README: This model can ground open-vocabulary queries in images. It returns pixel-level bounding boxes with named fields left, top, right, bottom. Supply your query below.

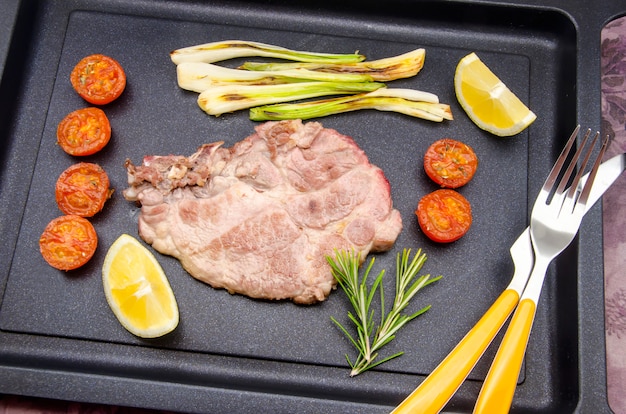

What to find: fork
left=472, top=126, right=610, bottom=413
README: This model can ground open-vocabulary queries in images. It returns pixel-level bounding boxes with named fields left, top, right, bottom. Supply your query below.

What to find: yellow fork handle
left=473, top=298, right=537, bottom=414
left=391, top=289, right=520, bottom=414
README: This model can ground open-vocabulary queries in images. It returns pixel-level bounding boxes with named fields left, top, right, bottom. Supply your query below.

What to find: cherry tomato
left=55, top=162, right=112, bottom=217
left=424, top=138, right=478, bottom=188
left=39, top=215, right=98, bottom=271
left=57, top=107, right=111, bottom=156
left=70, top=54, right=126, bottom=105
left=416, top=189, right=472, bottom=243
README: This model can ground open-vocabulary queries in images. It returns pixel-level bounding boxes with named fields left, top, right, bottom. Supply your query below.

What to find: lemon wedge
left=102, top=234, right=179, bottom=338
left=454, top=52, right=536, bottom=137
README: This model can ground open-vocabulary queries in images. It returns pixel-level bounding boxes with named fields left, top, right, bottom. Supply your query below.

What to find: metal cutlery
left=392, top=127, right=623, bottom=414
left=472, top=127, right=609, bottom=412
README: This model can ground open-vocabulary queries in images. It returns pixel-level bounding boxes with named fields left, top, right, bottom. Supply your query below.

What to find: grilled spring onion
left=177, top=62, right=376, bottom=93
left=240, top=48, right=425, bottom=82
left=198, top=81, right=385, bottom=116
left=327, top=248, right=441, bottom=376
left=170, top=40, right=365, bottom=65
left=250, top=88, right=453, bottom=122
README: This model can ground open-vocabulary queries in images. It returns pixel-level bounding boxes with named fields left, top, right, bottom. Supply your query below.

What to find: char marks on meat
left=123, top=120, right=402, bottom=304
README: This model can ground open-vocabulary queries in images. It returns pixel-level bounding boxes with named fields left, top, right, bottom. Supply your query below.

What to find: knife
left=391, top=152, right=626, bottom=414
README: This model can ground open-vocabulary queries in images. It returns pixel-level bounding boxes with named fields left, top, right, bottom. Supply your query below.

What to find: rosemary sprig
left=327, top=248, right=441, bottom=376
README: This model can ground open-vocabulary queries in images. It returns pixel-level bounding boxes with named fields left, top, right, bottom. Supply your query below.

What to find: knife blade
left=391, top=152, right=626, bottom=414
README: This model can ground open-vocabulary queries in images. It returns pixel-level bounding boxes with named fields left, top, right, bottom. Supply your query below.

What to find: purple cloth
left=602, top=16, right=626, bottom=414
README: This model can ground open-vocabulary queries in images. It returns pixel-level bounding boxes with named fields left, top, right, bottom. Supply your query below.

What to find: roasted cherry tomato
left=424, top=138, right=478, bottom=188
left=70, top=54, right=126, bottom=105
left=57, top=107, right=111, bottom=156
left=55, top=162, right=112, bottom=217
left=416, top=189, right=472, bottom=243
left=39, top=215, right=98, bottom=271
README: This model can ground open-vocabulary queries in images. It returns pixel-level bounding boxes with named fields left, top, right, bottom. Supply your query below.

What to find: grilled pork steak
left=123, top=120, right=402, bottom=304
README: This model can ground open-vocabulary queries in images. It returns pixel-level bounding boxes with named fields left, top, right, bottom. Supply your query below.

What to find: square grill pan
left=0, top=0, right=623, bottom=412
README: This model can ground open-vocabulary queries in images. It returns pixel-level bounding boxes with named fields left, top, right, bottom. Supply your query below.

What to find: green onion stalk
left=198, top=81, right=385, bottom=116
left=241, top=48, right=425, bottom=81
left=171, top=40, right=365, bottom=65
left=176, top=61, right=375, bottom=93
left=249, top=88, right=453, bottom=122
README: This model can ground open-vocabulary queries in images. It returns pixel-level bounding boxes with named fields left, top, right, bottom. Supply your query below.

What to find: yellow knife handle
left=391, top=288, right=520, bottom=414
left=473, top=298, right=537, bottom=414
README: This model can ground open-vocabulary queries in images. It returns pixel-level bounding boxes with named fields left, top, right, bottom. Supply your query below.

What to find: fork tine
left=564, top=130, right=600, bottom=203
left=576, top=134, right=611, bottom=207
left=542, top=124, right=580, bottom=192
left=555, top=128, right=592, bottom=195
